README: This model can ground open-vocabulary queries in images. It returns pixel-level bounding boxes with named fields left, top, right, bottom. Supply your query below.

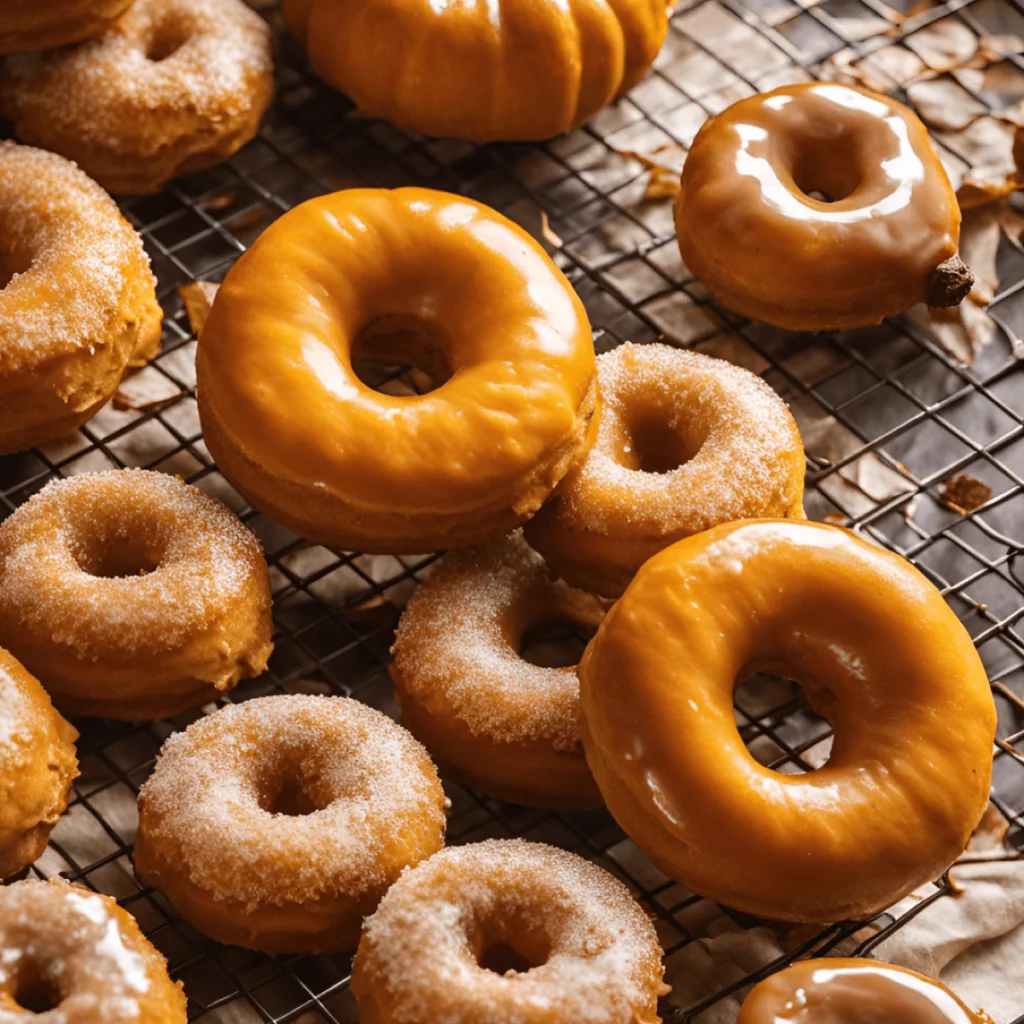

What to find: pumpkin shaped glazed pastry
left=197, top=188, right=598, bottom=553
left=675, top=82, right=972, bottom=331
left=282, top=0, right=669, bottom=141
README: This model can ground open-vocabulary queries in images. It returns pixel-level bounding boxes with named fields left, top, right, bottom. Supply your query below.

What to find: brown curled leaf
left=178, top=281, right=220, bottom=335
left=202, top=189, right=239, bottom=213
left=540, top=211, right=564, bottom=249
left=939, top=473, right=992, bottom=514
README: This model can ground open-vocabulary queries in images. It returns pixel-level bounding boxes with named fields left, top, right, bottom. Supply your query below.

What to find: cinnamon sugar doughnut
left=0, top=648, right=78, bottom=879
left=392, top=532, right=607, bottom=809
left=352, top=839, right=668, bottom=1024
left=0, top=0, right=275, bottom=196
left=0, top=143, right=162, bottom=455
left=525, top=343, right=806, bottom=597
left=135, top=695, right=448, bottom=954
left=0, top=469, right=273, bottom=721
left=0, top=0, right=133, bottom=54
left=0, top=879, right=186, bottom=1023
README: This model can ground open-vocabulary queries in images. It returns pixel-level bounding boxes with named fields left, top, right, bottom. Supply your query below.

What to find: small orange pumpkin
left=284, top=0, right=670, bottom=141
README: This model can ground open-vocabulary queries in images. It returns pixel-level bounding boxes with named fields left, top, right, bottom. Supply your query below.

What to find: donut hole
left=519, top=618, right=597, bottom=669
left=622, top=410, right=707, bottom=475
left=145, top=16, right=192, bottom=61
left=352, top=316, right=453, bottom=396
left=478, top=941, right=542, bottom=975
left=0, top=243, right=35, bottom=291
left=471, top=912, right=553, bottom=976
left=790, top=140, right=862, bottom=203
left=74, top=537, right=162, bottom=579
left=12, top=962, right=61, bottom=1013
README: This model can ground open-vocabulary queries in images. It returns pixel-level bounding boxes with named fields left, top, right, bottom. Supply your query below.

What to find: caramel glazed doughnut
left=0, top=879, right=187, bottom=1024
left=0, top=648, right=78, bottom=880
left=197, top=187, right=598, bottom=553
left=525, top=342, right=806, bottom=598
left=579, top=520, right=997, bottom=922
left=737, top=959, right=992, bottom=1024
left=0, top=0, right=133, bottom=53
left=0, top=470, right=273, bottom=721
left=135, top=695, right=447, bottom=954
left=0, top=143, right=162, bottom=455
left=0, top=0, right=275, bottom=196
left=675, top=82, right=973, bottom=332
left=392, top=531, right=608, bottom=809
left=352, top=840, right=669, bottom=1024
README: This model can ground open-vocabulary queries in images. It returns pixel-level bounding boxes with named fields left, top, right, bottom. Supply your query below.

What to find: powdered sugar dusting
left=0, top=880, right=156, bottom=1023
left=393, top=532, right=608, bottom=751
left=137, top=695, right=446, bottom=908
left=0, top=469, right=267, bottom=659
left=0, top=142, right=155, bottom=372
left=0, top=652, right=32, bottom=751
left=0, top=0, right=273, bottom=152
left=559, top=342, right=804, bottom=536
left=355, top=839, right=666, bottom=1024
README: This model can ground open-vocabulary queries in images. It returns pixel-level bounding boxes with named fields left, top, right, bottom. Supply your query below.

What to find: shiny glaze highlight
left=737, top=959, right=992, bottom=1024
left=196, top=187, right=597, bottom=552
left=283, top=0, right=669, bottom=141
left=675, top=83, right=962, bottom=331
left=578, top=520, right=996, bottom=922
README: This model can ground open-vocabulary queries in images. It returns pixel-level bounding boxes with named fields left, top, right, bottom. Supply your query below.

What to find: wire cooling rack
left=3, top=0, right=1024, bottom=1019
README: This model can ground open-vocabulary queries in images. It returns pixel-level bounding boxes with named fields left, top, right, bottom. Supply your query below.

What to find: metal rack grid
left=3, top=0, right=1024, bottom=1018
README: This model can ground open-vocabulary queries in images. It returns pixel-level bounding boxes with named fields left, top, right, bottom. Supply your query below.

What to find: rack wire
left=3, top=0, right=1024, bottom=1018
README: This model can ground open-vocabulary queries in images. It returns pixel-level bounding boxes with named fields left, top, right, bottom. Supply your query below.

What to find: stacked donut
left=0, top=11, right=1000, bottom=1022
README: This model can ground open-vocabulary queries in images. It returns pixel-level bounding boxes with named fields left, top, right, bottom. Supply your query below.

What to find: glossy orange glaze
left=578, top=520, right=996, bottom=922
left=283, top=0, right=669, bottom=141
left=675, top=83, right=962, bottom=331
left=737, top=959, right=992, bottom=1024
left=0, top=0, right=132, bottom=53
left=196, top=187, right=598, bottom=552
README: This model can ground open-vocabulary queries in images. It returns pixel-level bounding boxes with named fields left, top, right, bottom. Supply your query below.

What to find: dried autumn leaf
left=643, top=166, right=682, bottom=201
left=939, top=472, right=993, bottom=513
left=202, top=189, right=238, bottom=213
left=610, top=145, right=684, bottom=201
left=228, top=203, right=270, bottom=233
left=113, top=366, right=183, bottom=411
left=178, top=281, right=220, bottom=335
left=906, top=77, right=988, bottom=131
left=904, top=18, right=979, bottom=71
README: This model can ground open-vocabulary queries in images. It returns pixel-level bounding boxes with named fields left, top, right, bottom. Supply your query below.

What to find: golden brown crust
left=675, top=83, right=964, bottom=332
left=0, top=0, right=132, bottom=53
left=0, top=0, right=275, bottom=196
left=0, top=143, right=162, bottom=455
left=0, top=879, right=187, bottom=1023
left=0, top=649, right=78, bottom=880
left=525, top=343, right=806, bottom=597
left=135, top=695, right=447, bottom=953
left=0, top=470, right=273, bottom=721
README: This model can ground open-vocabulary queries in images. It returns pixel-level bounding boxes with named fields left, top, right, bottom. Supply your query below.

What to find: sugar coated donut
left=578, top=520, right=996, bottom=922
left=135, top=694, right=447, bottom=953
left=0, top=0, right=274, bottom=197
left=675, top=83, right=972, bottom=331
left=0, top=0, right=133, bottom=53
left=352, top=839, right=668, bottom=1024
left=0, top=879, right=186, bottom=1023
left=0, top=648, right=78, bottom=879
left=283, top=0, right=668, bottom=142
left=737, top=959, right=992, bottom=1024
left=391, top=532, right=607, bottom=809
left=197, top=187, right=598, bottom=553
left=525, top=343, right=805, bottom=598
left=0, top=469, right=273, bottom=721
left=0, top=143, right=162, bottom=455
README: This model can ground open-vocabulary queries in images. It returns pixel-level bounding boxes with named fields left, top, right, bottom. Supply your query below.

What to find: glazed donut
left=737, top=959, right=991, bottom=1024
left=524, top=343, right=806, bottom=598
left=391, top=531, right=607, bottom=809
left=0, top=0, right=274, bottom=196
left=675, top=83, right=972, bottom=331
left=578, top=520, right=996, bottom=922
left=135, top=694, right=447, bottom=953
left=0, top=0, right=132, bottom=53
left=352, top=839, right=668, bottom=1024
left=0, top=879, right=186, bottom=1023
left=0, top=143, right=162, bottom=455
left=0, top=469, right=273, bottom=721
left=197, top=187, right=598, bottom=553
left=283, top=0, right=668, bottom=142
left=0, top=648, right=78, bottom=879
